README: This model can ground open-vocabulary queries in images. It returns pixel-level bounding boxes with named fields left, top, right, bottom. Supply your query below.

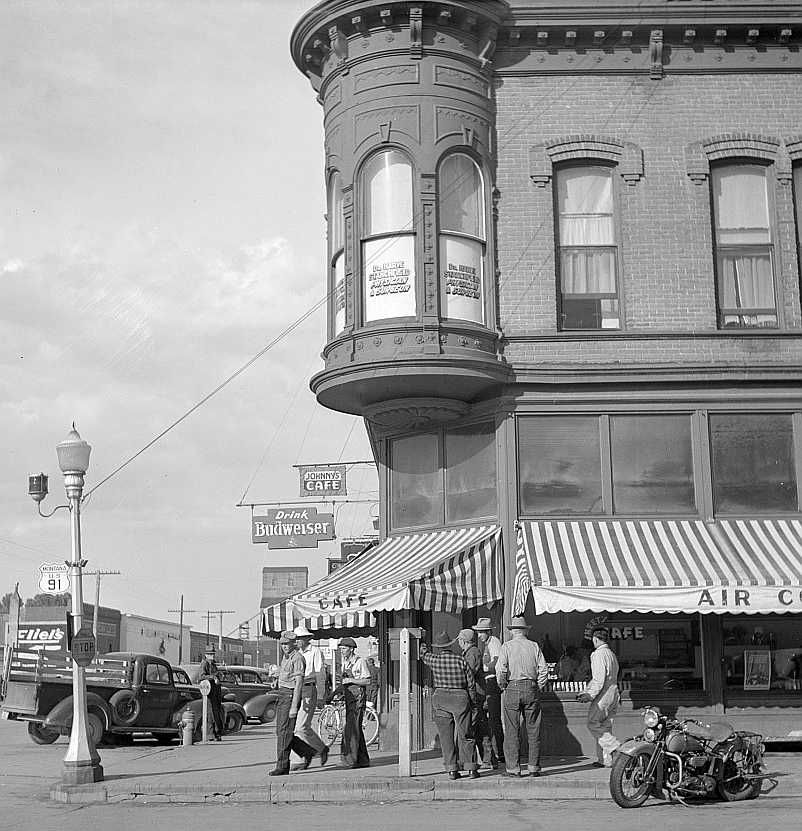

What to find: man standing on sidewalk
left=291, top=625, right=329, bottom=770
left=496, top=617, right=549, bottom=778
left=198, top=645, right=224, bottom=741
left=420, top=632, right=479, bottom=781
left=457, top=628, right=494, bottom=769
left=269, top=631, right=318, bottom=777
left=338, top=637, right=371, bottom=768
left=473, top=617, right=504, bottom=768
left=577, top=627, right=620, bottom=767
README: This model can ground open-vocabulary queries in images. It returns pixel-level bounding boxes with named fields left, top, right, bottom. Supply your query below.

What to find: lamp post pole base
left=62, top=759, right=104, bottom=786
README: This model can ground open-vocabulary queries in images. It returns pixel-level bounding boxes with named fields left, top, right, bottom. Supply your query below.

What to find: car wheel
left=226, top=712, right=244, bottom=734
left=28, top=722, right=60, bottom=745
left=260, top=706, right=277, bottom=724
left=86, top=711, right=105, bottom=747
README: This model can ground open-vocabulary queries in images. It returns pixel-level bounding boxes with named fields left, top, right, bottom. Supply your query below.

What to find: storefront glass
left=710, top=413, right=798, bottom=513
left=610, top=415, right=695, bottom=514
left=518, top=416, right=603, bottom=515
left=445, top=423, right=496, bottom=523
left=390, top=432, right=441, bottom=529
left=723, top=614, right=802, bottom=694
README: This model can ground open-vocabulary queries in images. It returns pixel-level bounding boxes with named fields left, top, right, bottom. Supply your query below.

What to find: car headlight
left=643, top=727, right=656, bottom=741
left=643, top=708, right=660, bottom=728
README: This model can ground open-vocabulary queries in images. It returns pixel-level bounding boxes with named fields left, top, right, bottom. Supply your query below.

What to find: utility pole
left=168, top=595, right=197, bottom=664
left=205, top=610, right=235, bottom=656
left=84, top=569, right=121, bottom=656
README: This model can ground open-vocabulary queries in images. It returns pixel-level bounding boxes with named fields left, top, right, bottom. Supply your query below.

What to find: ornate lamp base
left=62, top=759, right=104, bottom=785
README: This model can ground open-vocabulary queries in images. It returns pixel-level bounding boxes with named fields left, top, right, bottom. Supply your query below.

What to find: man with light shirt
left=291, top=625, right=329, bottom=769
left=577, top=627, right=620, bottom=767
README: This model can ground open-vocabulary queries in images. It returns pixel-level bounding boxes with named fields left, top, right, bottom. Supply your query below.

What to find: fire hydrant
left=180, top=707, right=195, bottom=747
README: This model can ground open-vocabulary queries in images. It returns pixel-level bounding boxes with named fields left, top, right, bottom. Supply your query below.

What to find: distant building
left=260, top=566, right=308, bottom=609
left=119, top=614, right=189, bottom=665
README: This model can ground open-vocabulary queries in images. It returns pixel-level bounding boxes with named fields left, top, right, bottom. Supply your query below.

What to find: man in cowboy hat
left=473, top=617, right=504, bottom=768
left=496, top=616, right=549, bottom=777
left=337, top=636, right=371, bottom=768
left=198, top=645, right=224, bottom=741
left=269, top=630, right=318, bottom=776
left=420, top=631, right=479, bottom=780
left=291, top=625, right=329, bottom=769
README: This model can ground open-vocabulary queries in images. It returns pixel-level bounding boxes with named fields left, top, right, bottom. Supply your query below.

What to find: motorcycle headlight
left=643, top=727, right=656, bottom=741
left=643, top=708, right=660, bottom=728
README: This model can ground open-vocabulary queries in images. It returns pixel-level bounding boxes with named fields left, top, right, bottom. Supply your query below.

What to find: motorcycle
left=609, top=706, right=772, bottom=808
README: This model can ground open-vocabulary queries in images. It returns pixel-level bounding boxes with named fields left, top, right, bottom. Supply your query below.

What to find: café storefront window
left=723, top=614, right=802, bottom=695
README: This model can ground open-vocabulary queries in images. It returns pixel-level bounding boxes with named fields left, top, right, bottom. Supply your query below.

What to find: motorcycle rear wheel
left=610, top=749, right=654, bottom=808
left=717, top=759, right=761, bottom=802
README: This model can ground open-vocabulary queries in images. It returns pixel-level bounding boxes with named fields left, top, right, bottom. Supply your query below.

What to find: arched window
left=438, top=153, right=486, bottom=323
left=711, top=164, right=777, bottom=328
left=360, top=149, right=415, bottom=322
left=556, top=165, right=620, bottom=330
left=328, top=172, right=346, bottom=335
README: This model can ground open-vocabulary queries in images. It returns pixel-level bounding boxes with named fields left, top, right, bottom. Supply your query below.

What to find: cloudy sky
left=1, top=0, right=375, bottom=637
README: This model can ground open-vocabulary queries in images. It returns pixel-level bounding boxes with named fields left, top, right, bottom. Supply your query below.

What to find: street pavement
left=1, top=716, right=800, bottom=816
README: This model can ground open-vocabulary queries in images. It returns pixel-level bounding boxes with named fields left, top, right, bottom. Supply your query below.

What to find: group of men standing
left=423, top=617, right=620, bottom=778
left=270, top=626, right=371, bottom=777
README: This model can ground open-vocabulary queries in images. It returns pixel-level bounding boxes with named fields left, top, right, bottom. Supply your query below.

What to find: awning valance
left=515, top=519, right=802, bottom=615
left=261, top=601, right=374, bottom=639
left=289, top=525, right=503, bottom=619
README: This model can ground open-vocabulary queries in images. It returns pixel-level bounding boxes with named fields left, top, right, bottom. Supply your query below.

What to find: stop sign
left=71, top=626, right=96, bottom=666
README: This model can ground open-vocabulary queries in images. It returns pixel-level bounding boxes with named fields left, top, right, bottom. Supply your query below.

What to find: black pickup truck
left=0, top=649, right=246, bottom=745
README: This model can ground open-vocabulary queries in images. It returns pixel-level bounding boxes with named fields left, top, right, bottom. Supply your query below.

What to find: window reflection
left=390, top=433, right=442, bottom=529
left=446, top=424, right=497, bottom=522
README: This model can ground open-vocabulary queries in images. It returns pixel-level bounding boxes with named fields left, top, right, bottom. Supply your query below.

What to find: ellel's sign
left=252, top=507, right=336, bottom=549
left=298, top=464, right=347, bottom=497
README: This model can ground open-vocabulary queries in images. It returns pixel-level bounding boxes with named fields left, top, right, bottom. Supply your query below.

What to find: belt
left=435, top=687, right=468, bottom=692
left=303, top=681, right=316, bottom=686
left=508, top=678, right=537, bottom=684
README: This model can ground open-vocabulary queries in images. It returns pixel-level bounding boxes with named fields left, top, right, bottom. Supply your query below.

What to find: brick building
left=286, top=0, right=802, bottom=752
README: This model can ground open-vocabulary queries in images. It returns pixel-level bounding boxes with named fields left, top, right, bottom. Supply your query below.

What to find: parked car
left=0, top=648, right=246, bottom=745
left=180, top=663, right=278, bottom=724
left=171, top=666, right=245, bottom=734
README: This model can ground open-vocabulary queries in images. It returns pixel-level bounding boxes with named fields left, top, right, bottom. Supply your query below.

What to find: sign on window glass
left=363, top=235, right=416, bottom=321
left=440, top=236, right=484, bottom=323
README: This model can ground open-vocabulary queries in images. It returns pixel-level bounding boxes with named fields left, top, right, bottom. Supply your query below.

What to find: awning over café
left=261, top=601, right=374, bottom=639
left=288, top=525, right=503, bottom=620
left=515, top=519, right=802, bottom=615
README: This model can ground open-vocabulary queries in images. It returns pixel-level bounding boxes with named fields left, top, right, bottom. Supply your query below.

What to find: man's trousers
left=501, top=680, right=542, bottom=774
left=274, top=689, right=317, bottom=773
left=294, top=685, right=326, bottom=755
left=432, top=688, right=477, bottom=773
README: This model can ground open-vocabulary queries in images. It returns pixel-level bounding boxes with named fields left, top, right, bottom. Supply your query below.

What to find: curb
left=51, top=775, right=607, bottom=805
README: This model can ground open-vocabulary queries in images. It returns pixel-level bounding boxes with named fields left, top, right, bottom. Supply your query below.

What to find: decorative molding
left=364, top=397, right=470, bottom=430
left=328, top=26, right=347, bottom=62
left=685, top=133, right=783, bottom=183
left=649, top=29, right=664, bottom=79
left=353, top=64, right=419, bottom=94
left=433, top=65, right=489, bottom=98
left=777, top=144, right=793, bottom=185
left=786, top=135, right=802, bottom=161
left=530, top=136, right=644, bottom=187
left=354, top=105, right=420, bottom=150
left=478, top=24, right=498, bottom=69
left=410, top=7, right=423, bottom=59
left=434, top=107, right=490, bottom=150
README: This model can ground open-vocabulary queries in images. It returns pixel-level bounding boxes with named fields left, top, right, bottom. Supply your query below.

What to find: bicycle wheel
left=316, top=705, right=341, bottom=747
left=362, top=706, right=379, bottom=746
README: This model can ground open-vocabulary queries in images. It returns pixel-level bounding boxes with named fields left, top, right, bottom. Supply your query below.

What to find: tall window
left=711, top=164, right=777, bottom=328
left=794, top=165, right=802, bottom=278
left=360, top=149, right=415, bottom=322
left=439, top=154, right=486, bottom=323
left=328, top=172, right=346, bottom=335
left=556, top=165, right=620, bottom=330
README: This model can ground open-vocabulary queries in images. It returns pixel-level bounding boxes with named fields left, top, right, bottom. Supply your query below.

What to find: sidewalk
left=50, top=723, right=802, bottom=805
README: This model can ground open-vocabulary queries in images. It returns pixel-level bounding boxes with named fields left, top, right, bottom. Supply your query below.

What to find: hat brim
left=433, top=637, right=458, bottom=648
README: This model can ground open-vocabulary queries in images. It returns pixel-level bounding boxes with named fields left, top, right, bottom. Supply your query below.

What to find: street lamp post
left=33, top=426, right=104, bottom=784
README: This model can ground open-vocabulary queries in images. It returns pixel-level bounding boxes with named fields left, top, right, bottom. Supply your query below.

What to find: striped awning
left=261, top=601, right=374, bottom=639
left=516, top=519, right=802, bottom=615
left=289, top=525, right=503, bottom=619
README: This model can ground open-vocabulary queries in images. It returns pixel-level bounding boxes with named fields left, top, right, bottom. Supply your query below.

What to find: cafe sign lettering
left=299, top=464, right=347, bottom=497
left=252, top=507, right=336, bottom=549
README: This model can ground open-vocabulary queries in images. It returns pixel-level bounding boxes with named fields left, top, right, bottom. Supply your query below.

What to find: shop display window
left=710, top=413, right=798, bottom=514
left=389, top=422, right=497, bottom=531
left=611, top=415, right=695, bottom=514
left=531, top=612, right=704, bottom=694
left=722, top=614, right=802, bottom=693
left=518, top=416, right=603, bottom=515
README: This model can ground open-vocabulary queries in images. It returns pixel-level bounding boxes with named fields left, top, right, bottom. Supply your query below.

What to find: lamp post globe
left=58, top=425, right=103, bottom=785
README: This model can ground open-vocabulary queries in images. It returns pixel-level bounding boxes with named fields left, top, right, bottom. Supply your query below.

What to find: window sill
left=503, top=330, right=802, bottom=343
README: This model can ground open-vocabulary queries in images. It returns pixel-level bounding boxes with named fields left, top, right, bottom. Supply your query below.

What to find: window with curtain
left=438, top=153, right=486, bottom=324
left=328, top=172, right=346, bottom=335
left=390, top=433, right=442, bottom=529
left=518, top=417, right=604, bottom=515
left=711, top=164, right=777, bottom=328
left=610, top=415, right=695, bottom=514
left=360, top=149, right=416, bottom=322
left=710, top=414, right=798, bottom=513
left=556, top=165, right=620, bottom=330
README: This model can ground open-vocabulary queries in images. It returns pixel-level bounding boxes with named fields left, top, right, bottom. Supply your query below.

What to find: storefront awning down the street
left=514, top=519, right=802, bottom=616
left=277, top=525, right=503, bottom=627
left=261, top=602, right=375, bottom=639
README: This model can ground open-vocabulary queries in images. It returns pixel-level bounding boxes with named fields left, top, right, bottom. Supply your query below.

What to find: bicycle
left=315, top=692, right=380, bottom=747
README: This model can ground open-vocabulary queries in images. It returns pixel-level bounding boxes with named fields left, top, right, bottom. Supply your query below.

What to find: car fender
left=244, top=692, right=278, bottom=720
left=617, top=738, right=657, bottom=758
left=223, top=701, right=247, bottom=719
left=44, top=693, right=111, bottom=733
left=170, top=698, right=204, bottom=728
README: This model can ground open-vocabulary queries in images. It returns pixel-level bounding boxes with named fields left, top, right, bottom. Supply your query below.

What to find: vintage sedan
left=180, top=664, right=278, bottom=724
